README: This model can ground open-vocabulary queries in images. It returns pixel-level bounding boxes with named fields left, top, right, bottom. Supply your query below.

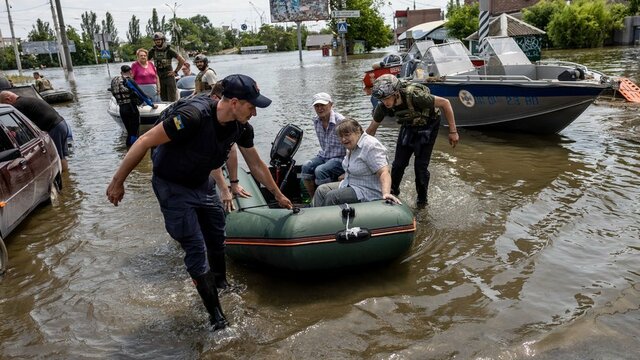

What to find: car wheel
left=48, top=174, right=62, bottom=205
left=0, top=236, right=7, bottom=276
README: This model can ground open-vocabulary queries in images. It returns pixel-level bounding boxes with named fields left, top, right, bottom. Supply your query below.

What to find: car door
left=0, top=112, right=37, bottom=235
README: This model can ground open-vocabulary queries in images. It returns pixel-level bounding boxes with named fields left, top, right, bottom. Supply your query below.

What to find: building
left=394, top=8, right=442, bottom=44
left=305, top=34, right=334, bottom=50
left=465, top=13, right=545, bottom=60
left=0, top=37, right=21, bottom=48
left=464, top=0, right=543, bottom=16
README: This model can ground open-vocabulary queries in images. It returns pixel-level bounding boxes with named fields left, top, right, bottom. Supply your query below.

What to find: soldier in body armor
left=148, top=32, right=185, bottom=102
left=110, top=65, right=157, bottom=147
left=367, top=74, right=459, bottom=207
left=193, top=54, right=217, bottom=95
left=33, top=72, right=53, bottom=93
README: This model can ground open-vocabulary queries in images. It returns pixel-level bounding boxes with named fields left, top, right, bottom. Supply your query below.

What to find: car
left=0, top=103, right=62, bottom=275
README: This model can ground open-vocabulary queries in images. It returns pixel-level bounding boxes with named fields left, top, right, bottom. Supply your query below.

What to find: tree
left=522, top=0, right=566, bottom=33
left=146, top=9, right=165, bottom=37
left=28, top=19, right=55, bottom=41
left=444, top=2, right=479, bottom=41
left=102, top=12, right=119, bottom=44
left=547, top=0, right=623, bottom=48
left=127, top=15, right=142, bottom=44
left=329, top=0, right=393, bottom=52
left=80, top=11, right=100, bottom=43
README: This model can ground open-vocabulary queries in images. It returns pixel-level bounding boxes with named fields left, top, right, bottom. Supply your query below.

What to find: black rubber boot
left=193, top=271, right=228, bottom=330
left=209, top=250, right=229, bottom=290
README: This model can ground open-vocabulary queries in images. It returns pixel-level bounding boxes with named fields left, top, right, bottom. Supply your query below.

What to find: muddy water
left=1, top=46, right=639, bottom=359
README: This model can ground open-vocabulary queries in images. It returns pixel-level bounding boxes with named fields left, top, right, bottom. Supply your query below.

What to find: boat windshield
left=484, top=37, right=531, bottom=66
left=423, top=41, right=476, bottom=77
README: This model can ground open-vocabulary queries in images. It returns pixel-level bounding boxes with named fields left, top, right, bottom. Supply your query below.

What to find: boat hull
left=107, top=96, right=172, bottom=134
left=423, top=81, right=607, bottom=134
left=40, top=89, right=74, bottom=104
left=362, top=66, right=402, bottom=87
left=225, top=168, right=416, bottom=271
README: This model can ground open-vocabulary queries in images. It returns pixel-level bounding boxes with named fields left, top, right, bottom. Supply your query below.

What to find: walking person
left=0, top=90, right=71, bottom=172
left=148, top=32, right=186, bottom=102
left=106, top=74, right=293, bottom=330
left=300, top=92, right=346, bottom=198
left=110, top=65, right=158, bottom=147
left=366, top=74, right=459, bottom=206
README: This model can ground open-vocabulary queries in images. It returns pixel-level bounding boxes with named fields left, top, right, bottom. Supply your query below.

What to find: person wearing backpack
left=110, top=65, right=158, bottom=147
left=367, top=74, right=459, bottom=207
left=106, top=74, right=293, bottom=331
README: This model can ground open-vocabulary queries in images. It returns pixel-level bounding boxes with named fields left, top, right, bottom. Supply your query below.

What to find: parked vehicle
left=0, top=104, right=62, bottom=275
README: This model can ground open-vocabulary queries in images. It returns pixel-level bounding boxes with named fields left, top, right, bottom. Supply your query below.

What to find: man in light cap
left=106, top=73, right=292, bottom=331
left=301, top=92, right=346, bottom=198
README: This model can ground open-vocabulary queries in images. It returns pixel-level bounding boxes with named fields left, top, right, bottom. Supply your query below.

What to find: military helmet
left=194, top=53, right=208, bottom=66
left=153, top=32, right=165, bottom=40
left=372, top=74, right=400, bottom=99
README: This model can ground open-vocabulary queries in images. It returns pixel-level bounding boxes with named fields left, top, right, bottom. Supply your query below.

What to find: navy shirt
left=13, top=96, right=63, bottom=131
left=153, top=99, right=253, bottom=188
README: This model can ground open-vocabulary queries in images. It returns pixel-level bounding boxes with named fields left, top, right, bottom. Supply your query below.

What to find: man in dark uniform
left=110, top=65, right=157, bottom=147
left=366, top=74, right=459, bottom=206
left=148, top=32, right=185, bottom=102
left=0, top=90, right=70, bottom=172
left=106, top=74, right=293, bottom=331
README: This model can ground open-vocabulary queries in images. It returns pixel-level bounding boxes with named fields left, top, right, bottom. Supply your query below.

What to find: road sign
left=241, top=23, right=248, bottom=31
left=332, top=10, right=360, bottom=18
left=100, top=50, right=111, bottom=59
left=337, top=22, right=348, bottom=34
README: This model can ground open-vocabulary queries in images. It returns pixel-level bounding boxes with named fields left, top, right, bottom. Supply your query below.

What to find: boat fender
left=341, top=206, right=355, bottom=219
left=336, top=227, right=371, bottom=243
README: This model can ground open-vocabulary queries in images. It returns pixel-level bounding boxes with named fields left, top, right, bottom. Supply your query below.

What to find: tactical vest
left=150, top=46, right=173, bottom=74
left=394, top=82, right=439, bottom=127
left=194, top=69, right=214, bottom=93
left=152, top=96, right=239, bottom=188
left=110, top=76, right=134, bottom=105
left=36, top=78, right=53, bottom=92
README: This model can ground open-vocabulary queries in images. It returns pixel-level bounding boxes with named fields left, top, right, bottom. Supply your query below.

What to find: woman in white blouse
left=312, top=118, right=401, bottom=207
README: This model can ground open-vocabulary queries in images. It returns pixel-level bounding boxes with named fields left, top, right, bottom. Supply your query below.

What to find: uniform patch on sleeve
left=172, top=114, right=184, bottom=130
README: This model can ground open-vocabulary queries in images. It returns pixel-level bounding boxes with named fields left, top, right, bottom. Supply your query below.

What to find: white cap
left=312, top=92, right=332, bottom=106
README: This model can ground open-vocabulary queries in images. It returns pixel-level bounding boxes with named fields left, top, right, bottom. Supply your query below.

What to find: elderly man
left=300, top=92, right=346, bottom=198
left=106, top=74, right=292, bottom=331
left=0, top=90, right=70, bottom=171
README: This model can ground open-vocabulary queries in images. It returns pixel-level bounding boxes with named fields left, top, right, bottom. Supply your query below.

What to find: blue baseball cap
left=221, top=74, right=272, bottom=108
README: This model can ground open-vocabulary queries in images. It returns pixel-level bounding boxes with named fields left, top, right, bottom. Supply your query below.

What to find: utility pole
left=165, top=2, right=182, bottom=54
left=249, top=1, right=265, bottom=27
left=49, top=0, right=67, bottom=73
left=54, top=0, right=74, bottom=81
left=4, top=0, right=23, bottom=75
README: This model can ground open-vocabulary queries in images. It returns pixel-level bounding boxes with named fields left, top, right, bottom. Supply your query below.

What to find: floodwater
left=1, top=46, right=639, bottom=359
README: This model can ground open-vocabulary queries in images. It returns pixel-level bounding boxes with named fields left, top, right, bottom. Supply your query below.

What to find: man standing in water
left=106, top=74, right=293, bottom=330
left=148, top=32, right=185, bottom=102
left=367, top=74, right=459, bottom=207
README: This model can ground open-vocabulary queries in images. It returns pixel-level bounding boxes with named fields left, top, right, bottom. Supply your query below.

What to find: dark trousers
left=160, top=75, right=178, bottom=102
left=391, top=122, right=439, bottom=202
left=152, top=176, right=225, bottom=278
left=118, top=102, right=140, bottom=147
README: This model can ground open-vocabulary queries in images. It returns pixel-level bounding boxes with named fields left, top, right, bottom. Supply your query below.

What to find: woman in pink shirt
left=131, top=48, right=161, bottom=102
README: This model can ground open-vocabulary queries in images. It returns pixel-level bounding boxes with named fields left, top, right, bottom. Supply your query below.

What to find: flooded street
left=1, top=46, right=640, bottom=359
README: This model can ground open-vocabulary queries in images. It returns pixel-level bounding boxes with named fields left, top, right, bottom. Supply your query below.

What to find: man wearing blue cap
left=106, top=74, right=293, bottom=331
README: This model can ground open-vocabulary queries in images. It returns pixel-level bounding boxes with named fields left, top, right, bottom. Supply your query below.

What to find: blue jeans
left=152, top=175, right=225, bottom=278
left=301, top=156, right=344, bottom=185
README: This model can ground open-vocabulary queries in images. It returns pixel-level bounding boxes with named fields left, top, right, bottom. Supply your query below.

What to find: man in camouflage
left=148, top=32, right=186, bottom=102
left=367, top=74, right=459, bottom=206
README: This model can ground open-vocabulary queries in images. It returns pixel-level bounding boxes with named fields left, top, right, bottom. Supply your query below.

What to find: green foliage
left=547, top=0, right=622, bottom=48
left=65, top=26, right=97, bottom=66
left=146, top=9, right=165, bottom=37
left=328, top=0, right=393, bottom=52
left=28, top=19, right=55, bottom=41
left=127, top=15, right=142, bottom=44
left=444, top=2, right=479, bottom=41
left=80, top=11, right=100, bottom=43
left=522, top=0, right=566, bottom=32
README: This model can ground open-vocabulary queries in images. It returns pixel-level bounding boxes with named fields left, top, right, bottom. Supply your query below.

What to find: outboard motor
left=270, top=124, right=303, bottom=191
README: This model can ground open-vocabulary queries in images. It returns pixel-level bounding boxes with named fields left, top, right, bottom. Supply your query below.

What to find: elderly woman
left=130, top=48, right=161, bottom=102
left=312, top=118, right=401, bottom=207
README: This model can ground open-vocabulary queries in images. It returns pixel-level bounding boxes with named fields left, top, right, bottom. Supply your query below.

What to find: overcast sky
left=1, top=0, right=449, bottom=41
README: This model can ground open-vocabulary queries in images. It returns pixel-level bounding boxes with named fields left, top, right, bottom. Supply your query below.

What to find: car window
left=0, top=113, right=36, bottom=146
left=0, top=126, right=15, bottom=151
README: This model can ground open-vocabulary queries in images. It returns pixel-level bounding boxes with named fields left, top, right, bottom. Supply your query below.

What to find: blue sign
left=100, top=49, right=111, bottom=59
left=337, top=22, right=348, bottom=34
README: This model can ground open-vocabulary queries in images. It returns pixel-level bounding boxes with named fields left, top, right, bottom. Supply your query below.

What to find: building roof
left=395, top=10, right=408, bottom=17
left=398, top=20, right=446, bottom=41
left=305, top=34, right=334, bottom=47
left=465, top=13, right=545, bottom=40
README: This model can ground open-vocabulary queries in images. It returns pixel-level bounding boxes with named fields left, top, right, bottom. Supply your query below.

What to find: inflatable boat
left=225, top=125, right=416, bottom=271
left=40, top=89, right=74, bottom=104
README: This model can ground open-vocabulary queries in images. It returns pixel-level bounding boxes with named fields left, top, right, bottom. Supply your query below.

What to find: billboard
left=22, top=41, right=76, bottom=55
left=270, top=0, right=330, bottom=22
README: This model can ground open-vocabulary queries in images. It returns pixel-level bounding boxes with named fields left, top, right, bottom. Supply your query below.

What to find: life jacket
left=394, top=81, right=439, bottom=127
left=152, top=95, right=240, bottom=188
left=36, top=78, right=53, bottom=92
left=195, top=69, right=215, bottom=93
left=110, top=76, right=135, bottom=105
left=150, top=45, right=173, bottom=74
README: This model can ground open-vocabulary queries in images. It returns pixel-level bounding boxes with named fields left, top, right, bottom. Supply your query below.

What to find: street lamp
left=165, top=2, right=182, bottom=52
